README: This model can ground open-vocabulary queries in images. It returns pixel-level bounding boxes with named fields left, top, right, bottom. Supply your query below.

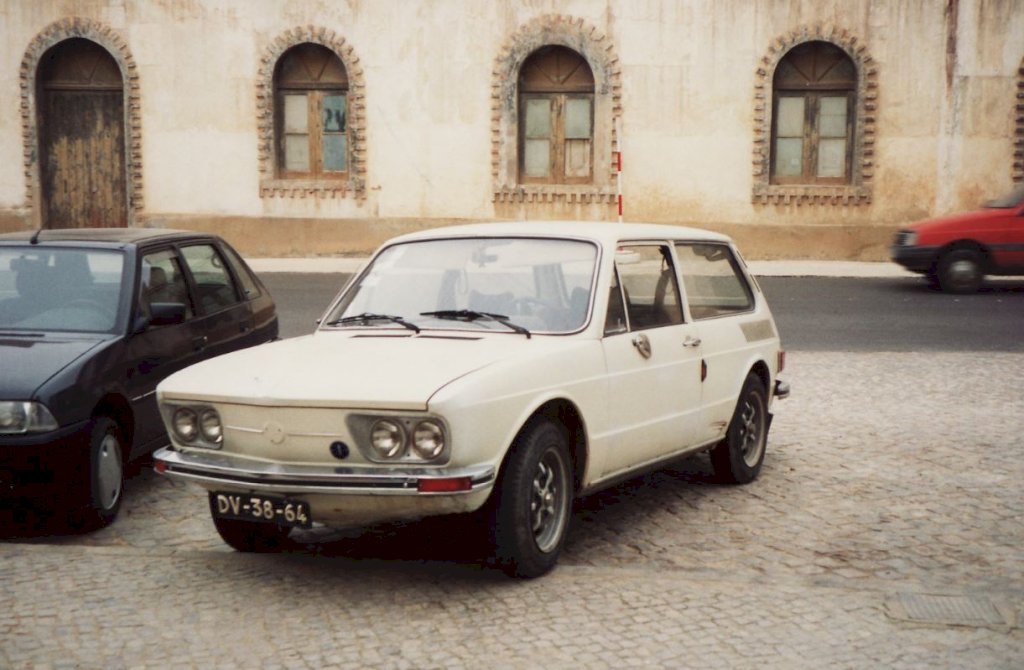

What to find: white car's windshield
left=0, top=247, right=125, bottom=333
left=325, top=237, right=598, bottom=335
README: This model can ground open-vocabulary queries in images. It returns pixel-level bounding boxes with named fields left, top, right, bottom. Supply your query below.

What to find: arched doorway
left=37, top=38, right=127, bottom=228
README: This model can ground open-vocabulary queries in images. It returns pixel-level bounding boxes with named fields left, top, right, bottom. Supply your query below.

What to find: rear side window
left=180, top=244, right=241, bottom=314
left=220, top=244, right=262, bottom=300
left=674, top=243, right=754, bottom=319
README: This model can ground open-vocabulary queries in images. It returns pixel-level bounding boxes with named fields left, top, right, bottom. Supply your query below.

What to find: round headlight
left=370, top=419, right=405, bottom=459
left=199, top=409, right=222, bottom=444
left=173, top=408, right=199, bottom=442
left=413, top=420, right=445, bottom=459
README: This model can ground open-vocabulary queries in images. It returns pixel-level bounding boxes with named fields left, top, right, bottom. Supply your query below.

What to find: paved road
left=265, top=272, right=1024, bottom=351
left=2, top=277, right=1022, bottom=667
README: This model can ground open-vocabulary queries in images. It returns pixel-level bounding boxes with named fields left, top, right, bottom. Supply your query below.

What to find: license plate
left=211, top=492, right=312, bottom=528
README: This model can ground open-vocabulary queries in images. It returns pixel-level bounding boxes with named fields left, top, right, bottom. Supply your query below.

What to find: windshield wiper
left=327, top=312, right=420, bottom=333
left=420, top=309, right=531, bottom=339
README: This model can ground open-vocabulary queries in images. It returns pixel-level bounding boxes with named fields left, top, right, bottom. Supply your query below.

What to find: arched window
left=771, top=41, right=857, bottom=184
left=274, top=43, right=348, bottom=179
left=518, top=46, right=595, bottom=184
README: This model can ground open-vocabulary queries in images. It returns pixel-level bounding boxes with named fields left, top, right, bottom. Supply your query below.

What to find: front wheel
left=67, top=416, right=125, bottom=531
left=937, top=248, right=984, bottom=293
left=491, top=418, right=573, bottom=578
left=209, top=494, right=296, bottom=553
left=711, top=373, right=769, bottom=484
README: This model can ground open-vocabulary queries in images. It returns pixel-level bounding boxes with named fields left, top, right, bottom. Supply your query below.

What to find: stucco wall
left=0, top=0, right=1021, bottom=259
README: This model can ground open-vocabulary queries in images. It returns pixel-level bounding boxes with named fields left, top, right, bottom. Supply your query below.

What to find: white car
left=153, top=222, right=789, bottom=577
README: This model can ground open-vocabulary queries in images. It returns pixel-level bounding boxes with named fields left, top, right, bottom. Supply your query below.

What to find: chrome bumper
left=153, top=446, right=495, bottom=496
left=774, top=379, right=791, bottom=400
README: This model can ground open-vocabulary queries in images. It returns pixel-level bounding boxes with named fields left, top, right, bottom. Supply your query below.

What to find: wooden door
left=38, top=38, right=127, bottom=228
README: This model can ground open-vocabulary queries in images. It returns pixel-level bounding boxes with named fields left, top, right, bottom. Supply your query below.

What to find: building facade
left=1, top=0, right=1021, bottom=259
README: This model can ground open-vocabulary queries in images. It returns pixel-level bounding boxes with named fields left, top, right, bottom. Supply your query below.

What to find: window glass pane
left=615, top=245, right=683, bottom=330
left=674, top=243, right=753, bottom=319
left=323, top=134, right=347, bottom=172
left=284, top=94, right=308, bottom=133
left=819, top=96, right=847, bottom=138
left=525, top=98, right=551, bottom=138
left=140, top=250, right=193, bottom=322
left=776, top=97, right=805, bottom=137
left=220, top=245, right=261, bottom=300
left=285, top=135, right=309, bottom=171
left=774, top=138, right=803, bottom=176
left=524, top=139, right=550, bottom=177
left=817, top=138, right=847, bottom=178
left=565, top=98, right=592, bottom=139
left=323, top=94, right=346, bottom=132
left=565, top=139, right=591, bottom=178
left=180, top=245, right=240, bottom=313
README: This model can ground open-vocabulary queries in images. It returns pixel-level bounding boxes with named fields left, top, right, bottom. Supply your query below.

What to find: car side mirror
left=149, top=302, right=187, bottom=327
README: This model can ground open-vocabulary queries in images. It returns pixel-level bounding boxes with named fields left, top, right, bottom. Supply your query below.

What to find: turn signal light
left=417, top=477, right=472, bottom=493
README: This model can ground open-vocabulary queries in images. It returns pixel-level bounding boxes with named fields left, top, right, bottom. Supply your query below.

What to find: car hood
left=906, top=209, right=1002, bottom=235
left=0, top=334, right=107, bottom=399
left=158, top=330, right=581, bottom=411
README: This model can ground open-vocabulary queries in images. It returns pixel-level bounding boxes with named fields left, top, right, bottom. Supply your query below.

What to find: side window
left=139, top=250, right=193, bottom=321
left=675, top=243, right=754, bottom=319
left=180, top=245, right=241, bottom=314
left=614, top=244, right=683, bottom=331
left=604, top=266, right=627, bottom=335
left=220, top=244, right=261, bottom=300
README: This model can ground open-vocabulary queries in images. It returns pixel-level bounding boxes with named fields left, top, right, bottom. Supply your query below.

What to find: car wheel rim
left=530, top=447, right=568, bottom=554
left=948, top=259, right=978, bottom=287
left=96, top=433, right=123, bottom=511
left=738, top=396, right=764, bottom=467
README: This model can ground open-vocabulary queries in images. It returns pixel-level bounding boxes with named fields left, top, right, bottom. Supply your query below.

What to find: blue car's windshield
left=0, top=247, right=126, bottom=333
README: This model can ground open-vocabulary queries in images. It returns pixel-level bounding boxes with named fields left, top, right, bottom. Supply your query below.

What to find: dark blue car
left=0, top=228, right=277, bottom=530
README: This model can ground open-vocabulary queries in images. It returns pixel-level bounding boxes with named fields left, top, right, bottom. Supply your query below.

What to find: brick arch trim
left=491, top=14, right=622, bottom=204
left=20, top=18, right=143, bottom=221
left=1014, top=56, right=1024, bottom=182
left=256, top=26, right=366, bottom=200
left=752, top=25, right=878, bottom=206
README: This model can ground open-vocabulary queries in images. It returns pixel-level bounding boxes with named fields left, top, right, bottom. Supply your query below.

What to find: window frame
left=518, top=92, right=595, bottom=185
left=770, top=90, right=855, bottom=186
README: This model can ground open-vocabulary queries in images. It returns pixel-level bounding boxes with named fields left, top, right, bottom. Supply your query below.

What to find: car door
left=675, top=242, right=760, bottom=446
left=987, top=206, right=1024, bottom=272
left=123, top=247, right=201, bottom=456
left=599, top=243, right=704, bottom=477
left=178, top=243, right=256, bottom=361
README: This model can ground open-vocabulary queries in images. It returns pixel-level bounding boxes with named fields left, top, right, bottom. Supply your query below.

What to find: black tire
left=67, top=416, right=125, bottom=531
left=936, top=248, right=984, bottom=294
left=490, top=417, right=573, bottom=578
left=209, top=494, right=295, bottom=553
left=711, top=373, right=769, bottom=485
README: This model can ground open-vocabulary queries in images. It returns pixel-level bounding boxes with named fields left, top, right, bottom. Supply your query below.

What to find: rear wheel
left=711, top=373, right=768, bottom=484
left=937, top=248, right=984, bottom=293
left=209, top=493, right=296, bottom=552
left=491, top=418, right=573, bottom=578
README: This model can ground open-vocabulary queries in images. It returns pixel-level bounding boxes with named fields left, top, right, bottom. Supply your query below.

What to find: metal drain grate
left=885, top=593, right=1016, bottom=629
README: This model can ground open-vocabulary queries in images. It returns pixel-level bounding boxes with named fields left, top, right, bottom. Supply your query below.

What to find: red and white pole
left=614, top=117, right=623, bottom=223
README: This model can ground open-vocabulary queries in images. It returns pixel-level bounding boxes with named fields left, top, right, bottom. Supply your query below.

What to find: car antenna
left=29, top=227, right=43, bottom=245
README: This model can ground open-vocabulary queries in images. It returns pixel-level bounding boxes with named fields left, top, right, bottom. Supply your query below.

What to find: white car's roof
left=387, top=221, right=733, bottom=247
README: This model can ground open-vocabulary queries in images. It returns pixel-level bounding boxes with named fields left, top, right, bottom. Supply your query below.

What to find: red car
left=891, top=185, right=1024, bottom=292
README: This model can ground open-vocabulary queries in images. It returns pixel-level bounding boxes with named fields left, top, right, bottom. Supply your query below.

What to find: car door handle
left=192, top=335, right=208, bottom=351
left=683, top=336, right=702, bottom=348
left=631, top=333, right=652, bottom=359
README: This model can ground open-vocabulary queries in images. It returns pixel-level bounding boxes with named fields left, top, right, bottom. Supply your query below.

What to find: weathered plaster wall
left=0, top=0, right=1021, bottom=259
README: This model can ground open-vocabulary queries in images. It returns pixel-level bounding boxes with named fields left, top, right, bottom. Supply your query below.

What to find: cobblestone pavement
left=2, top=352, right=1023, bottom=668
